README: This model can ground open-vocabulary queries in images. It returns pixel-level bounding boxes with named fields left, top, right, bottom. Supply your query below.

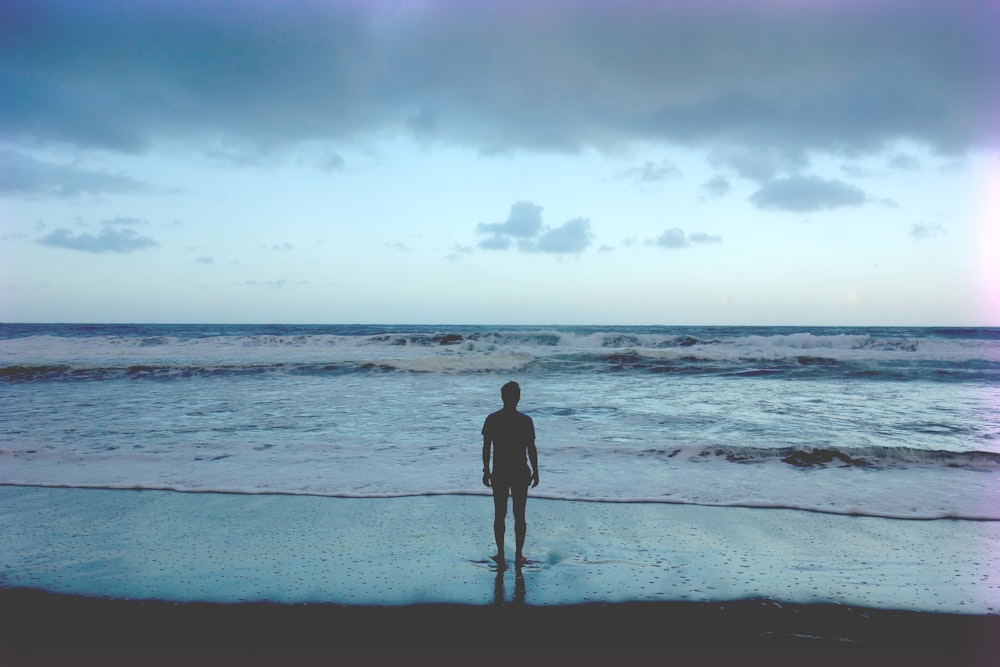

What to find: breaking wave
left=2, top=325, right=998, bottom=382
left=629, top=444, right=1000, bottom=471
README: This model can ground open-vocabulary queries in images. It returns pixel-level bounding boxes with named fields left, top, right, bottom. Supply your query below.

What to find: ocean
left=2, top=324, right=998, bottom=521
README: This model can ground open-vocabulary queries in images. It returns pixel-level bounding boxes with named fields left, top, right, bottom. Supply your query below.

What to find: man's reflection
left=492, top=567, right=526, bottom=605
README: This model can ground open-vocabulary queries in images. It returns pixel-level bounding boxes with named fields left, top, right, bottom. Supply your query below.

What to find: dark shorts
left=491, top=468, right=531, bottom=497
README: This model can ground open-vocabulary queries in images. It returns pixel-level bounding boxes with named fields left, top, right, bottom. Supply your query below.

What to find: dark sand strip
left=2, top=588, right=999, bottom=665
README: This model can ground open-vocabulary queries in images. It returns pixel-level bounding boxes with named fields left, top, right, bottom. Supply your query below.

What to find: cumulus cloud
left=477, top=201, right=592, bottom=254
left=689, top=232, right=723, bottom=244
left=477, top=234, right=513, bottom=251
left=1, top=1, right=994, bottom=158
left=655, top=228, right=690, bottom=248
left=749, top=176, right=868, bottom=212
left=701, top=175, right=732, bottom=199
left=651, top=228, right=722, bottom=248
left=477, top=201, right=544, bottom=239
left=38, top=226, right=158, bottom=253
left=0, top=148, right=149, bottom=198
left=530, top=218, right=593, bottom=254
left=708, top=147, right=809, bottom=183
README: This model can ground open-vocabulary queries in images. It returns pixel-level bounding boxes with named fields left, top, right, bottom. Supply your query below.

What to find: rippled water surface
left=2, top=324, right=998, bottom=519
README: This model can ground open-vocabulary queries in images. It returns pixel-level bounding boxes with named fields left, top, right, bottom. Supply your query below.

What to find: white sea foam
left=4, top=327, right=998, bottom=371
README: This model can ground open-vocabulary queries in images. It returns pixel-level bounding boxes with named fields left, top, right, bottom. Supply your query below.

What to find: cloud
left=617, top=160, right=680, bottom=183
left=529, top=218, right=593, bottom=254
left=38, top=226, right=158, bottom=253
left=749, top=176, right=868, bottom=212
left=910, top=223, right=946, bottom=239
left=708, top=147, right=809, bottom=183
left=477, top=201, right=544, bottom=238
left=655, top=228, right=690, bottom=248
left=317, top=152, right=345, bottom=172
left=2, top=1, right=994, bottom=158
left=0, top=148, right=149, bottom=198
left=477, top=234, right=513, bottom=251
left=477, top=201, right=592, bottom=254
left=701, top=175, right=731, bottom=199
left=651, top=228, right=722, bottom=248
left=196, top=256, right=214, bottom=264
left=887, top=153, right=920, bottom=171
left=446, top=244, right=474, bottom=261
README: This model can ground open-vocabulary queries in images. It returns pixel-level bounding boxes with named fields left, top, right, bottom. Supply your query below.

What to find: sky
left=1, top=0, right=998, bottom=326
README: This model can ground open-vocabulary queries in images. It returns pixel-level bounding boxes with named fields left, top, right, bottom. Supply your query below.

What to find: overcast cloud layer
left=2, top=0, right=997, bottom=161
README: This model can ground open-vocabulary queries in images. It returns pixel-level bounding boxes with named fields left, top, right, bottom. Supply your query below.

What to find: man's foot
left=490, top=553, right=506, bottom=569
left=515, top=554, right=527, bottom=567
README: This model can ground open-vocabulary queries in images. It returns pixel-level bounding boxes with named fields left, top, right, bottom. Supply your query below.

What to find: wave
left=0, top=356, right=537, bottom=381
left=629, top=444, right=1000, bottom=471
left=3, top=326, right=998, bottom=382
left=4, top=357, right=998, bottom=383
left=2, top=327, right=993, bottom=351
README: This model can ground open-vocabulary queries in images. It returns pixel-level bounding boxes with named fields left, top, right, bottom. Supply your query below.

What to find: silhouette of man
left=482, top=381, right=539, bottom=568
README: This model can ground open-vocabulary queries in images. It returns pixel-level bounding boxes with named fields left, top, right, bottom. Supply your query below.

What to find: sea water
left=1, top=324, right=998, bottom=520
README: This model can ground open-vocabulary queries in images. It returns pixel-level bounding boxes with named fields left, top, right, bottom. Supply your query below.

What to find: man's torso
left=483, top=409, right=534, bottom=476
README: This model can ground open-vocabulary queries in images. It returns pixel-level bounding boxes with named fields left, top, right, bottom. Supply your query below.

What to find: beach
left=5, top=0, right=998, bottom=656
left=2, top=486, right=998, bottom=662
left=2, top=324, right=998, bottom=662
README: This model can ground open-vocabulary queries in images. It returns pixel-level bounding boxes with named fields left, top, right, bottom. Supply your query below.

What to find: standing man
left=482, top=381, right=539, bottom=568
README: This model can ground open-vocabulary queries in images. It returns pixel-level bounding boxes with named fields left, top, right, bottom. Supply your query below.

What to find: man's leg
left=492, top=482, right=508, bottom=562
left=511, top=482, right=528, bottom=562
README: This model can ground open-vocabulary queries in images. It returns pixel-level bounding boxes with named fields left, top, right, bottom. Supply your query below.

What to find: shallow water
left=1, top=487, right=997, bottom=613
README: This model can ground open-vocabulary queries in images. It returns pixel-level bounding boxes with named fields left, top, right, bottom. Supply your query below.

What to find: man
left=482, top=381, right=539, bottom=569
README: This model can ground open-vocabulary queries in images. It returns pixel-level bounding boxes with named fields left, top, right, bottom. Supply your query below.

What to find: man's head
left=501, top=381, right=520, bottom=409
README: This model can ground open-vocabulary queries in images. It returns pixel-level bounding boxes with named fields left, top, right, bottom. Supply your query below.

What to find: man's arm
left=482, top=435, right=492, bottom=487
left=527, top=438, right=539, bottom=488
